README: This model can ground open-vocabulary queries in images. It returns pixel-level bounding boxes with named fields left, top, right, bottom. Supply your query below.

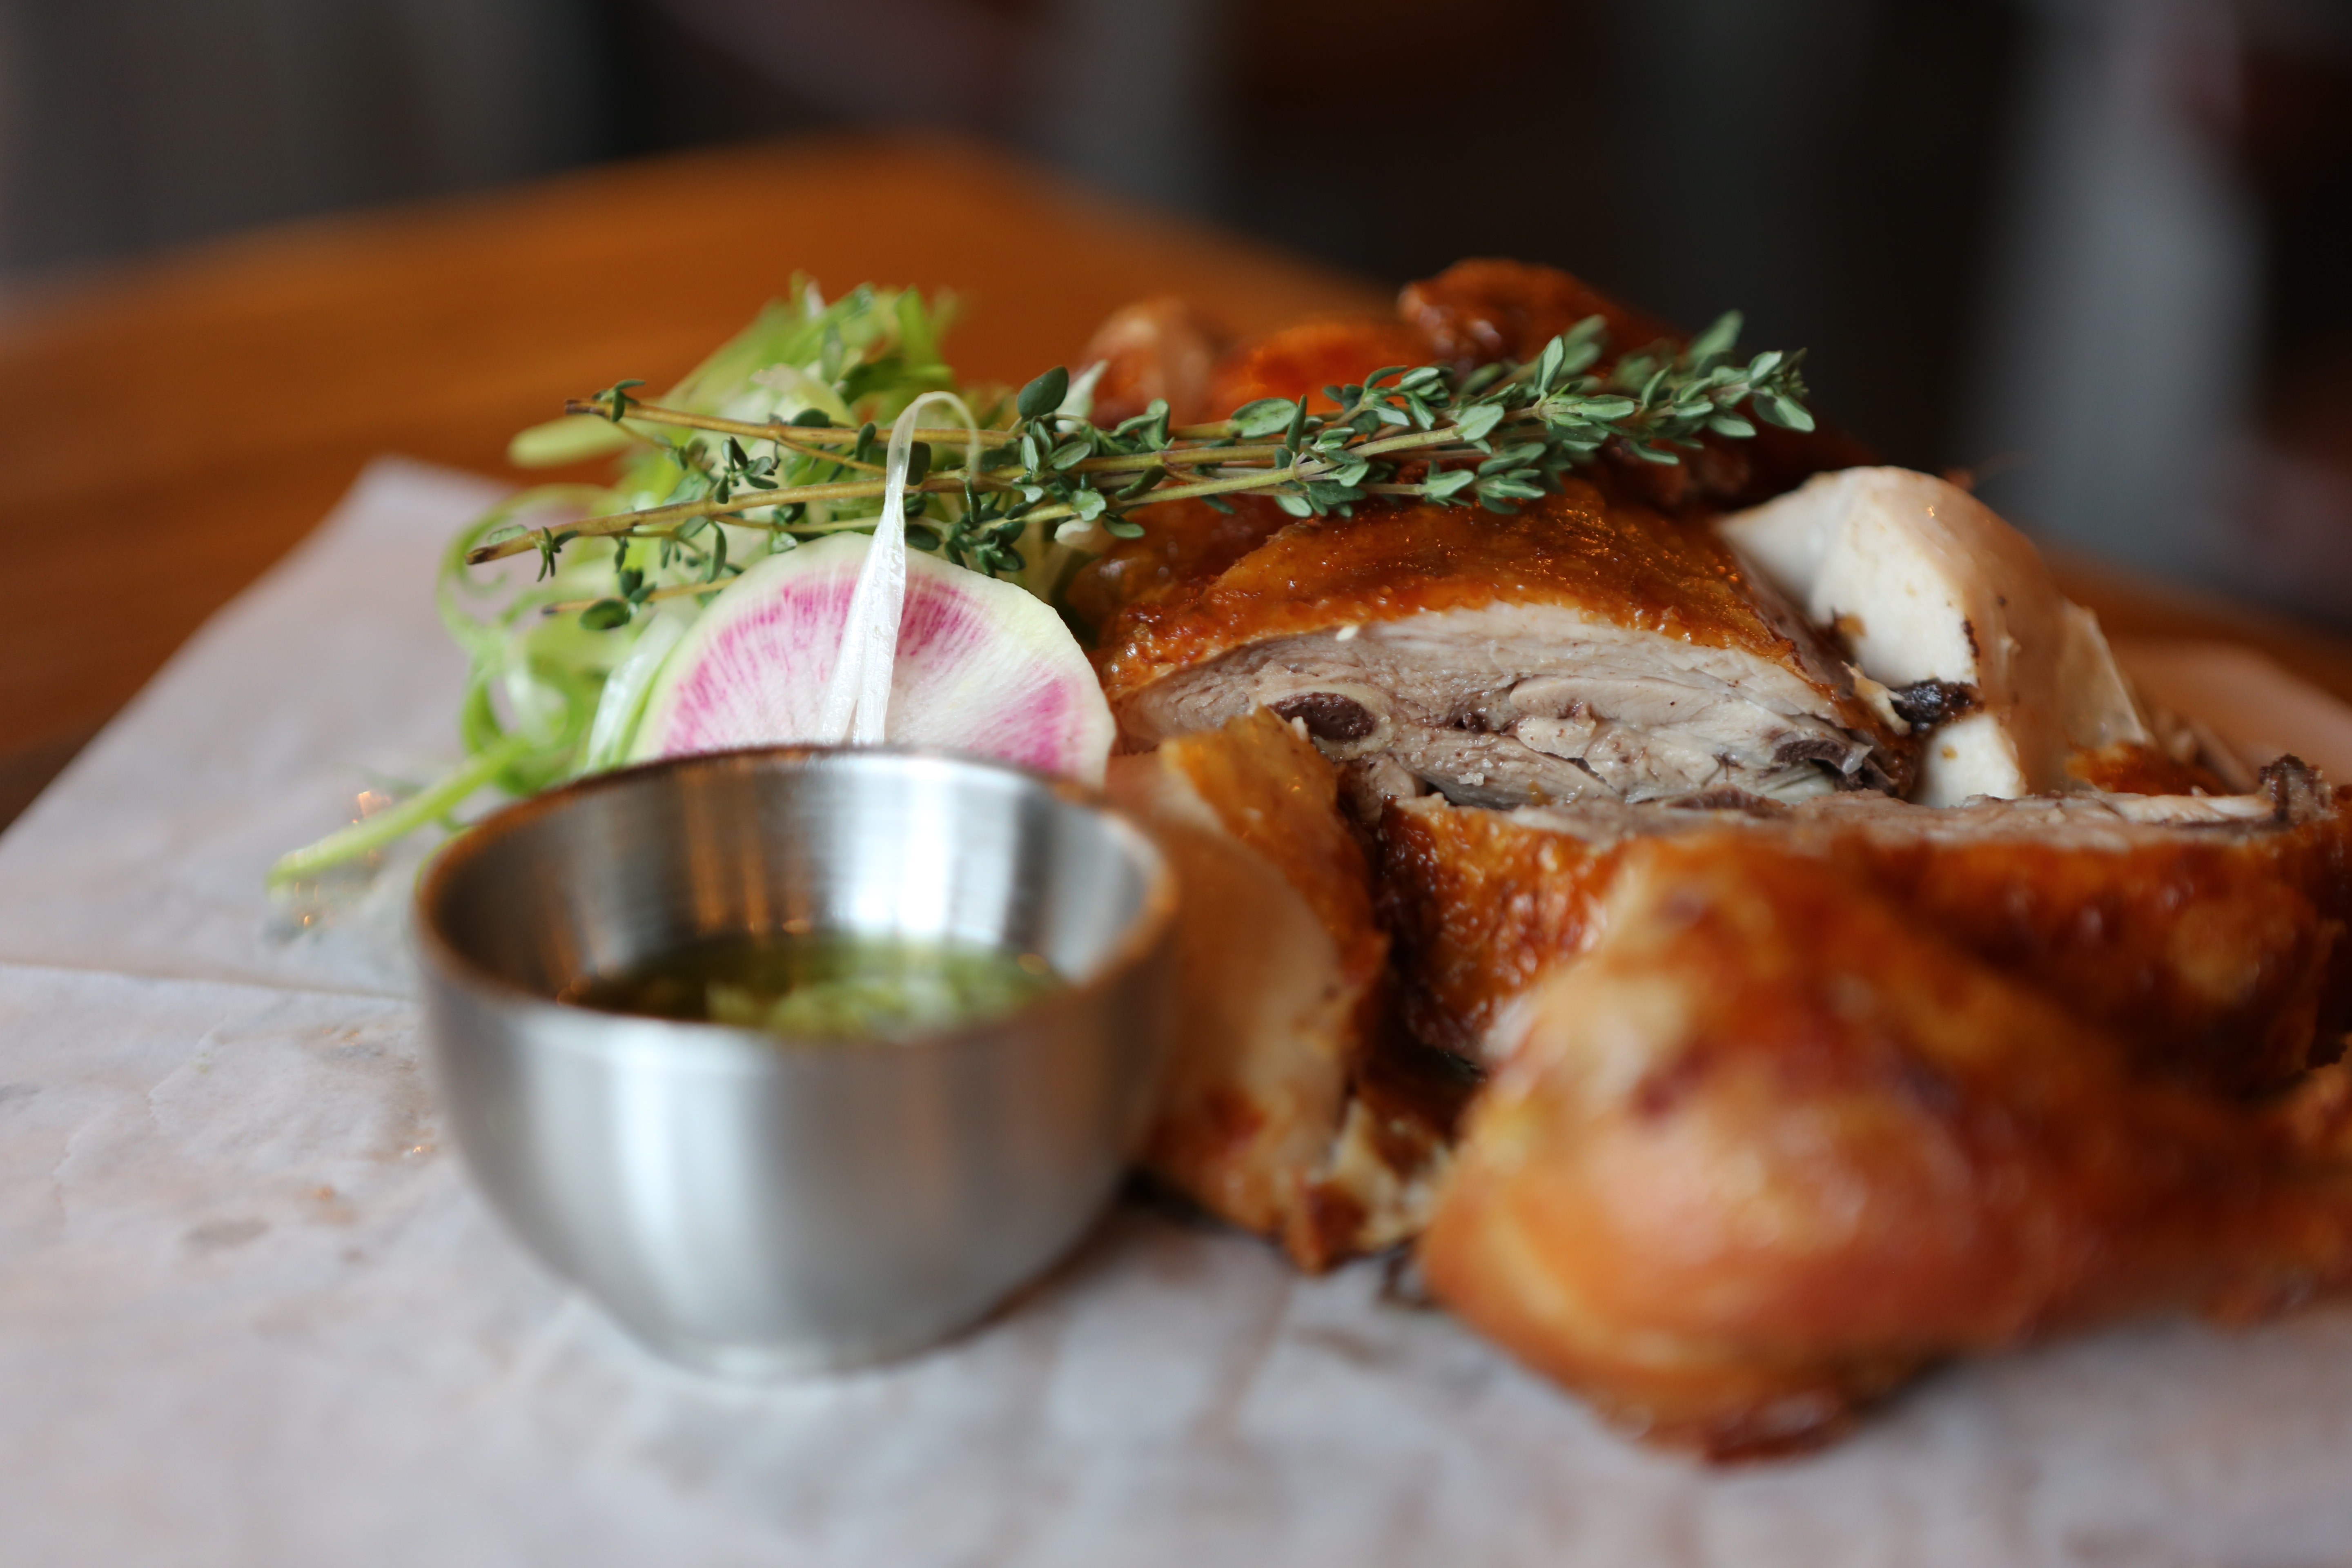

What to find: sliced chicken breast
left=1099, top=482, right=1914, bottom=814
left=1720, top=466, right=2157, bottom=804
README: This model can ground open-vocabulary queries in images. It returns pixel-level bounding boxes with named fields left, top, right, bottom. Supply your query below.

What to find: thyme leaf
left=480, top=312, right=1813, bottom=594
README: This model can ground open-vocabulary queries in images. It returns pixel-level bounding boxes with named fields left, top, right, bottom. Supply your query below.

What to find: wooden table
left=2, top=133, right=2346, bottom=829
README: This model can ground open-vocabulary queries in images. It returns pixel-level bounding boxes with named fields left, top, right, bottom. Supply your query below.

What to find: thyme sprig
left=473, top=312, right=1814, bottom=626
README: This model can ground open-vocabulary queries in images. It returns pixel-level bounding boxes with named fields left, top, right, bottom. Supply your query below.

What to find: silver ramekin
left=413, top=746, right=1177, bottom=1376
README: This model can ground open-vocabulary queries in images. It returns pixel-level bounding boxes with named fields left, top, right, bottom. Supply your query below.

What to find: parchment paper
left=5, top=461, right=2352, bottom=1568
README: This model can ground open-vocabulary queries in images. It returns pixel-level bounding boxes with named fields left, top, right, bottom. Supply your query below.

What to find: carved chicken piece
left=1066, top=257, right=1870, bottom=647
left=1099, top=482, right=1911, bottom=814
left=1106, top=707, right=1458, bottom=1269
left=1381, top=767, right=2352, bottom=1092
left=1721, top=466, right=2175, bottom=804
left=1074, top=258, right=1910, bottom=813
left=1061, top=494, right=1301, bottom=633
left=1421, top=833, right=2352, bottom=1457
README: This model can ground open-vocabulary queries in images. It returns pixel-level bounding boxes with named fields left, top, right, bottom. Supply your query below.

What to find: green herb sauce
left=563, top=931, right=1061, bottom=1039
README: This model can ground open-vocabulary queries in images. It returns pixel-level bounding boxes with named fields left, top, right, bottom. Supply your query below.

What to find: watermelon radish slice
left=626, top=532, right=1116, bottom=784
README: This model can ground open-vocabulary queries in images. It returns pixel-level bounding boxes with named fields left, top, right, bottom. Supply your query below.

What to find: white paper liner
left=5, top=460, right=2352, bottom=1565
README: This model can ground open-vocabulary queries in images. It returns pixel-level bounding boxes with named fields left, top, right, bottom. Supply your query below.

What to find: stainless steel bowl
left=413, top=746, right=1176, bottom=1376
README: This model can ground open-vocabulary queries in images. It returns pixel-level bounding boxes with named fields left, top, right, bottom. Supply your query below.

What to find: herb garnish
left=469, top=312, right=1814, bottom=629
left=269, top=283, right=1811, bottom=891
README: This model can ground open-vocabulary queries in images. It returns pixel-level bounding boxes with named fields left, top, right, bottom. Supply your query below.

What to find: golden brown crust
left=1062, top=494, right=1298, bottom=639
left=1382, top=794, right=2352, bottom=1091
left=1204, top=316, right=1436, bottom=415
left=1067, top=257, right=1876, bottom=644
left=1094, top=482, right=1862, bottom=710
left=1848, top=811, right=2352, bottom=1091
left=1375, top=798, right=1624, bottom=1057
left=1422, top=835, right=2352, bottom=1458
left=1111, top=709, right=1455, bottom=1271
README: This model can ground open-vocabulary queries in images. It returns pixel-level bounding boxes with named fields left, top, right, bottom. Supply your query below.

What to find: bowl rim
left=411, top=744, right=1178, bottom=1060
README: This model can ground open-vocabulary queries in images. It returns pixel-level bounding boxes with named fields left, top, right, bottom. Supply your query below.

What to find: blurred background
left=1, top=0, right=2348, bottom=621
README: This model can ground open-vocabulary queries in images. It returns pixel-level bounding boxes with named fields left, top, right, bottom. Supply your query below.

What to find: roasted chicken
left=1080, top=263, right=2184, bottom=823
left=1420, top=811, right=2352, bottom=1456
left=1069, top=259, right=2352, bottom=1456
left=1721, top=466, right=2199, bottom=804
left=1098, top=484, right=1913, bottom=815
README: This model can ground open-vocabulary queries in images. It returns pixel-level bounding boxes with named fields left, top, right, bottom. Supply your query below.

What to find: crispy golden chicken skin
left=1205, top=315, right=1436, bottom=417
left=1381, top=769, right=2352, bottom=1093
left=1069, top=257, right=1867, bottom=635
left=1096, top=483, right=1911, bottom=812
left=1076, top=260, right=1903, bottom=815
left=1422, top=828, right=2352, bottom=1459
left=1106, top=708, right=1464, bottom=1269
left=1068, top=260, right=2352, bottom=1457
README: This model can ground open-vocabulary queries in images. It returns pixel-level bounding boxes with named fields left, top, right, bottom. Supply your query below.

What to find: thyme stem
left=516, top=310, right=1813, bottom=588
left=562, top=401, right=998, bottom=449
left=467, top=472, right=996, bottom=563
